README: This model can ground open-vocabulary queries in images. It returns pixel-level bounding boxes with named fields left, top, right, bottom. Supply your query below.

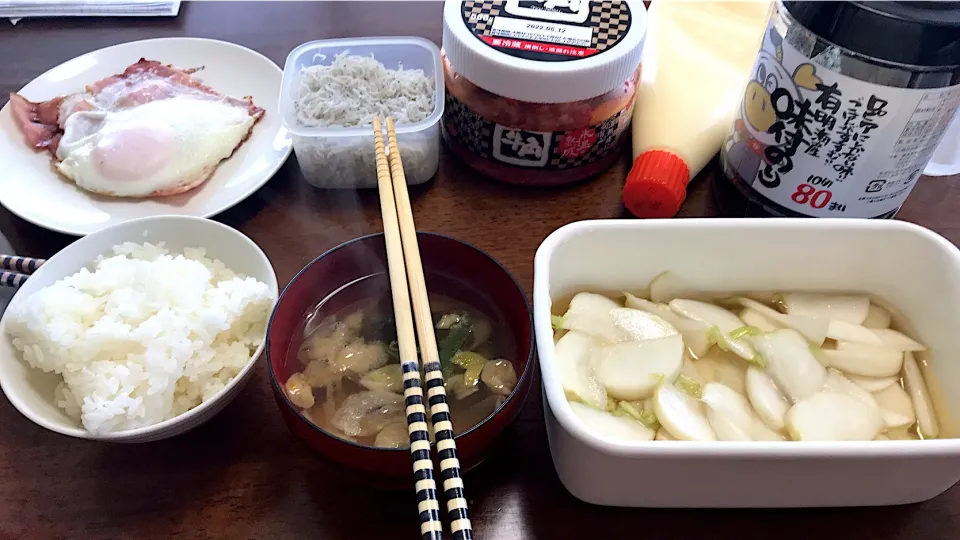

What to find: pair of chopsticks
left=0, top=255, right=44, bottom=288
left=373, top=117, right=473, bottom=540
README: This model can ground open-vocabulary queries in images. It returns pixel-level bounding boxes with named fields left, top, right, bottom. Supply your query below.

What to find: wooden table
left=2, top=2, right=959, bottom=539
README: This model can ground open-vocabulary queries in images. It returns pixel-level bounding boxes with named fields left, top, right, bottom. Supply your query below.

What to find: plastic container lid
left=622, top=150, right=689, bottom=218
left=442, top=0, right=647, bottom=103
left=783, top=1, right=960, bottom=67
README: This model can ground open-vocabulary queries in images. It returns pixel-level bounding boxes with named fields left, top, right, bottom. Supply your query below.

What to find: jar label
left=460, top=0, right=632, bottom=61
left=721, top=21, right=960, bottom=218
left=443, top=92, right=630, bottom=169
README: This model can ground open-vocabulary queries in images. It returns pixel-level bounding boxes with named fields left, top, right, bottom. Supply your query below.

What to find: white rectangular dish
left=533, top=218, right=960, bottom=507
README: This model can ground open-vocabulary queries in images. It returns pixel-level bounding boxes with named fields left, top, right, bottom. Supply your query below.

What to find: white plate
left=0, top=38, right=292, bottom=236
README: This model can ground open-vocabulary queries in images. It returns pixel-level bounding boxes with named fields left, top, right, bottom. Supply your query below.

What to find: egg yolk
left=92, top=123, right=176, bottom=181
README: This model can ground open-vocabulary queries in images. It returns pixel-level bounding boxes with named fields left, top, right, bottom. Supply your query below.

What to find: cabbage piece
left=669, top=299, right=756, bottom=361
left=745, top=366, right=790, bottom=432
left=554, top=331, right=607, bottom=410
left=480, top=358, right=518, bottom=396
left=653, top=383, right=716, bottom=441
left=738, top=297, right=828, bottom=345
left=374, top=421, right=409, bottom=448
left=872, top=383, right=916, bottom=429
left=595, top=334, right=684, bottom=400
left=331, top=390, right=405, bottom=437
left=822, top=342, right=903, bottom=377
left=785, top=391, right=884, bottom=441
left=568, top=401, right=656, bottom=441
left=751, top=329, right=827, bottom=401
left=359, top=364, right=404, bottom=394
left=903, top=352, right=939, bottom=439
left=779, top=293, right=870, bottom=325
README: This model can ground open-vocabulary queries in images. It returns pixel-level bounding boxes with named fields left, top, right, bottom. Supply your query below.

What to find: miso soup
left=283, top=274, right=519, bottom=448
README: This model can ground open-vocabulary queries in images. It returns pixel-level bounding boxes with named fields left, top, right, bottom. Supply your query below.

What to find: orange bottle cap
left=622, top=150, right=690, bottom=218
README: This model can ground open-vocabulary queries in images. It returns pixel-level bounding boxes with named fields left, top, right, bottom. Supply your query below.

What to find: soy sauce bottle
left=715, top=1, right=960, bottom=218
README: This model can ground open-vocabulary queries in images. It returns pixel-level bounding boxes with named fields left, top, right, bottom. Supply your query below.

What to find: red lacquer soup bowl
left=266, top=232, right=535, bottom=488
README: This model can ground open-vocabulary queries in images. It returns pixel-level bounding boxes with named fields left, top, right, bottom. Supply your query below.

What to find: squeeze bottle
left=622, top=0, right=772, bottom=218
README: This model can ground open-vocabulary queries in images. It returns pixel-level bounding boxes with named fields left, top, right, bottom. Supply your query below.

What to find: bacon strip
left=8, top=58, right=264, bottom=156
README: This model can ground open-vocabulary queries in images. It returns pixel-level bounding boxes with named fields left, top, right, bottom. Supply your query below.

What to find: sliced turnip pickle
left=617, top=400, right=659, bottom=429
left=903, top=352, right=939, bottom=439
left=886, top=425, right=920, bottom=440
left=871, top=329, right=927, bottom=352
left=331, top=390, right=405, bottom=437
left=779, top=293, right=870, bottom=325
left=738, top=297, right=828, bottom=345
left=655, top=428, right=676, bottom=441
left=626, top=293, right=712, bottom=357
left=751, top=329, right=827, bottom=401
left=558, top=292, right=621, bottom=343
left=862, top=303, right=892, bottom=329
left=694, top=348, right=748, bottom=395
left=745, top=366, right=789, bottom=432
left=595, top=334, right=684, bottom=400
left=554, top=331, right=607, bottom=410
left=701, top=382, right=781, bottom=441
left=821, top=370, right=883, bottom=429
left=785, top=391, right=884, bottom=441
left=609, top=307, right=679, bottom=341
left=739, top=309, right=781, bottom=333
left=680, top=355, right=706, bottom=385
left=872, top=383, right=916, bottom=429
left=826, top=320, right=883, bottom=345
left=846, top=373, right=899, bottom=393
left=823, top=342, right=904, bottom=377
left=654, top=383, right=716, bottom=441
left=359, top=364, right=404, bottom=394
left=649, top=271, right=691, bottom=304
left=480, top=358, right=518, bottom=396
left=669, top=299, right=756, bottom=361
left=568, top=401, right=656, bottom=441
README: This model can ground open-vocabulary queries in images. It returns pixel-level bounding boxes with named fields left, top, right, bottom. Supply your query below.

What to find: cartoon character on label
left=724, top=30, right=822, bottom=187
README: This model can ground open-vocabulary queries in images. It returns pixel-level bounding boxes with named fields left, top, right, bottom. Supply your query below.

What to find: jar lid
left=783, top=1, right=960, bottom=68
left=442, top=0, right=647, bottom=103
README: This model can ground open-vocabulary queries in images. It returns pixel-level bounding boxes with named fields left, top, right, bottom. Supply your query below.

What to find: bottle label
left=722, top=21, right=960, bottom=217
left=460, top=0, right=632, bottom=61
left=443, top=92, right=632, bottom=169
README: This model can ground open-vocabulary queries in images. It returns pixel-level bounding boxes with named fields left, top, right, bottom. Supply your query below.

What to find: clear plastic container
left=279, top=37, right=444, bottom=189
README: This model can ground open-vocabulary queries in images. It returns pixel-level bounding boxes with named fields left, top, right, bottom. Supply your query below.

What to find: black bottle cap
left=782, top=1, right=960, bottom=68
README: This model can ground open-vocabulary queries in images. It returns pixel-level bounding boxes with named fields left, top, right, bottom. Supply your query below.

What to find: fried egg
left=55, top=96, right=255, bottom=197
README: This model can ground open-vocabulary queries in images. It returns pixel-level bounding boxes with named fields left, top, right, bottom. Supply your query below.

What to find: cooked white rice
left=5, top=242, right=274, bottom=434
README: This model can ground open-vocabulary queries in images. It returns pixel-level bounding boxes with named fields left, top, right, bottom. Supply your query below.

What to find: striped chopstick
left=386, top=117, right=473, bottom=540
left=372, top=117, right=444, bottom=540
left=0, top=255, right=44, bottom=274
left=0, top=255, right=44, bottom=288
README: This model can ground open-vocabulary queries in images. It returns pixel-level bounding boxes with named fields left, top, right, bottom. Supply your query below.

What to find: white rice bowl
left=5, top=241, right=274, bottom=434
